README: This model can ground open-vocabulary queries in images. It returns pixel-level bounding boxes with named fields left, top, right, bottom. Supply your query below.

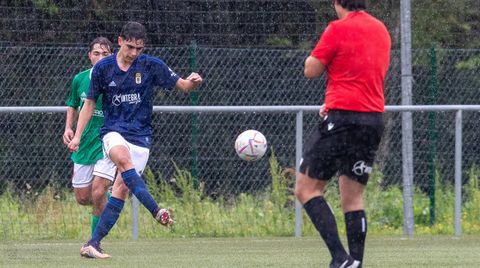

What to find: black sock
left=304, top=196, right=347, bottom=261
left=345, top=210, right=367, bottom=264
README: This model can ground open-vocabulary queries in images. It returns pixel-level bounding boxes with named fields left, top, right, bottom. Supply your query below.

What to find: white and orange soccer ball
left=234, top=130, right=268, bottom=161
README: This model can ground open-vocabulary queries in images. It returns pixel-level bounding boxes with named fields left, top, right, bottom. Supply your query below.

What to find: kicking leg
left=107, top=144, right=173, bottom=226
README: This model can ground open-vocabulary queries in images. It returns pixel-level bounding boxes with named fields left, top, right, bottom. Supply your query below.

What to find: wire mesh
left=1, top=46, right=480, bottom=191
left=1, top=43, right=480, bottom=239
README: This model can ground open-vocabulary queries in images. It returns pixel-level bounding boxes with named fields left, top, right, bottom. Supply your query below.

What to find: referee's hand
left=319, top=104, right=327, bottom=118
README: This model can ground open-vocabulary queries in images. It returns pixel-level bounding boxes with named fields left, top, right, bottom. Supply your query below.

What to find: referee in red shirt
left=295, top=1, right=391, bottom=267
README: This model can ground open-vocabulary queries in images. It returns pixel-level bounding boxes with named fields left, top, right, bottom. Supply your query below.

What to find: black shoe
left=329, top=256, right=360, bottom=268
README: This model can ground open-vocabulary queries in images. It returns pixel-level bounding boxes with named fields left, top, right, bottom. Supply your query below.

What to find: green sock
left=91, top=214, right=100, bottom=237
left=91, top=191, right=111, bottom=237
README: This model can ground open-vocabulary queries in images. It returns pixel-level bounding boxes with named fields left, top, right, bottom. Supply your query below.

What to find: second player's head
left=88, top=37, right=113, bottom=66
left=118, top=22, right=146, bottom=64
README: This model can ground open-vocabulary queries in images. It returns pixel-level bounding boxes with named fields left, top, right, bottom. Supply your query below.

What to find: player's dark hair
left=89, top=37, right=113, bottom=53
left=334, top=0, right=367, bottom=11
left=120, top=21, right=147, bottom=42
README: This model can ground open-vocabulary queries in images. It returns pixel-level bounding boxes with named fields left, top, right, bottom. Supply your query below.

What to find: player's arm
left=64, top=76, right=80, bottom=145
left=175, top=72, right=203, bottom=93
left=305, top=23, right=336, bottom=79
left=304, top=56, right=326, bottom=79
left=63, top=107, right=77, bottom=145
left=68, top=99, right=95, bottom=152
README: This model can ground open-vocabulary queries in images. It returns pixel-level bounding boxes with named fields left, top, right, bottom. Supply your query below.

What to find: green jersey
left=66, top=69, right=104, bottom=165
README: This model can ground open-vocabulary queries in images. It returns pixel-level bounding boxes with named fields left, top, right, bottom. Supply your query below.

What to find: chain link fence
left=1, top=46, right=480, bottom=192
left=1, top=45, right=480, bottom=238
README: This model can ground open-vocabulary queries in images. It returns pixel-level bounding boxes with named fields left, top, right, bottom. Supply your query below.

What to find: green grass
left=0, top=236, right=479, bottom=267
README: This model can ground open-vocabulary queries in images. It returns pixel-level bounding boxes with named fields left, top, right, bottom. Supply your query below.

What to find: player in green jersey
left=63, top=37, right=115, bottom=236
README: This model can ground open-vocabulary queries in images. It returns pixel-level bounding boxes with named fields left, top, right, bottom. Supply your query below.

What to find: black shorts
left=299, top=110, right=384, bottom=185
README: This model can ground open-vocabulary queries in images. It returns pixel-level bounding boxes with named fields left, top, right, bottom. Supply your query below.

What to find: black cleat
left=329, top=256, right=360, bottom=268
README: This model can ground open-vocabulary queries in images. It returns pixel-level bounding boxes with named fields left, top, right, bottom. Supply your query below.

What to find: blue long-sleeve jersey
left=87, top=53, right=180, bottom=148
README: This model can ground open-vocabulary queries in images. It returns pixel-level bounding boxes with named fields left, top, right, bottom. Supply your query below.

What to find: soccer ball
left=234, top=130, right=268, bottom=161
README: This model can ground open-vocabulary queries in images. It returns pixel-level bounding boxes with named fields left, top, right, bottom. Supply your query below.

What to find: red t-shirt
left=311, top=11, right=391, bottom=112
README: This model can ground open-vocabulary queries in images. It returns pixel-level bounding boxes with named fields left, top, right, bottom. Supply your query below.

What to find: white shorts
left=92, top=155, right=117, bottom=181
left=72, top=157, right=116, bottom=188
left=102, top=131, right=150, bottom=175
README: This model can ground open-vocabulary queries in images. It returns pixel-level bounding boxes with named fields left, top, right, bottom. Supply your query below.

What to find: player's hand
left=186, top=72, right=203, bottom=85
left=63, top=128, right=74, bottom=145
left=68, top=136, right=80, bottom=152
left=319, top=104, right=327, bottom=118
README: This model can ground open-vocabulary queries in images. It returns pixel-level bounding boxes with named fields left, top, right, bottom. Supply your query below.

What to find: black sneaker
left=329, top=256, right=360, bottom=268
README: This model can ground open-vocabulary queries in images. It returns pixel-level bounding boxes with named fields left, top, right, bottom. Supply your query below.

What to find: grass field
left=0, top=235, right=478, bottom=267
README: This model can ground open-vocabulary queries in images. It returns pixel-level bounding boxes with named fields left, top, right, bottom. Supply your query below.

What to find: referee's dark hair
left=120, top=21, right=147, bottom=42
left=335, top=0, right=367, bottom=11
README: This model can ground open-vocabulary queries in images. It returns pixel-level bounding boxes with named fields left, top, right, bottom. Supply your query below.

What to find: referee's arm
left=304, top=56, right=326, bottom=79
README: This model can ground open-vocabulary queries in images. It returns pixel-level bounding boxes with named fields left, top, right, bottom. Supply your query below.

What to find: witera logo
left=112, top=93, right=141, bottom=106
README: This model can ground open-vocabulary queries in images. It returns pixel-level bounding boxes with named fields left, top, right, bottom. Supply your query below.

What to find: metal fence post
left=189, top=41, right=199, bottom=189
left=132, top=195, right=139, bottom=240
left=428, top=44, right=438, bottom=225
left=295, top=110, right=303, bottom=238
left=454, top=110, right=463, bottom=237
left=401, top=0, right=415, bottom=237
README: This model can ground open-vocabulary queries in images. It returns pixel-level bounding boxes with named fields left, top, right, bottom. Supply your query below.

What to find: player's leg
left=108, top=145, right=162, bottom=216
left=80, top=135, right=126, bottom=259
left=296, top=172, right=354, bottom=267
left=90, top=175, right=112, bottom=235
left=339, top=175, right=367, bottom=267
left=74, top=186, right=92, bottom=205
left=82, top=132, right=173, bottom=258
left=126, top=141, right=173, bottom=225
left=74, top=163, right=112, bottom=259
left=295, top=122, right=356, bottom=267
left=339, top=124, right=383, bottom=268
left=81, top=173, right=128, bottom=259
left=91, top=157, right=117, bottom=236
left=72, top=163, right=94, bottom=205
left=106, top=132, right=172, bottom=225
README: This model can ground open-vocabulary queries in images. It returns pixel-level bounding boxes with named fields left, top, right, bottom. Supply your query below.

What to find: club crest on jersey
left=135, top=72, right=141, bottom=84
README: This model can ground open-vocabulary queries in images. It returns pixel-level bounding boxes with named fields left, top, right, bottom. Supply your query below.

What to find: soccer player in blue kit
left=68, top=21, right=203, bottom=259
